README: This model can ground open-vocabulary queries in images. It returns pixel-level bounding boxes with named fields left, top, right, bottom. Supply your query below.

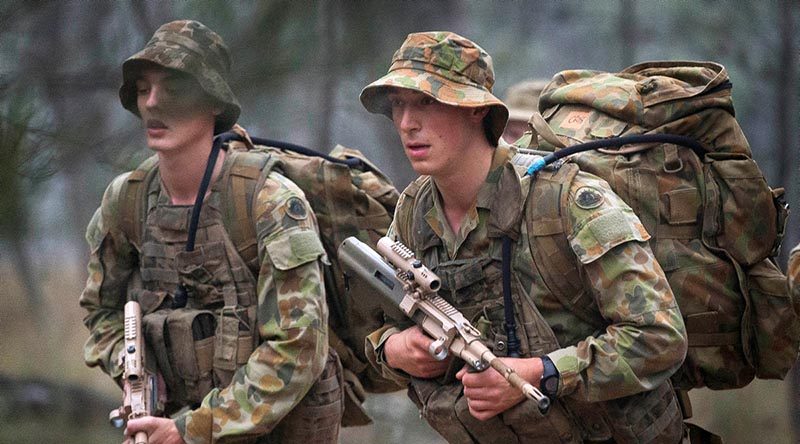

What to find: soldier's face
left=135, top=67, right=219, bottom=153
left=388, top=88, right=485, bottom=179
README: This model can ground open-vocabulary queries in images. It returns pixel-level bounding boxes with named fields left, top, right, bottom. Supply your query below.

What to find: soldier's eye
left=135, top=83, right=150, bottom=96
left=420, top=96, right=435, bottom=106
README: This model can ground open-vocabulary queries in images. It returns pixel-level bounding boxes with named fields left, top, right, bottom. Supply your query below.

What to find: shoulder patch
left=575, top=186, right=604, bottom=209
left=285, top=196, right=308, bottom=220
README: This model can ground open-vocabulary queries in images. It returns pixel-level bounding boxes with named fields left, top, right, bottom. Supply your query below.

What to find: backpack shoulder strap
left=225, top=149, right=278, bottom=270
left=393, top=175, right=431, bottom=244
left=119, top=155, right=160, bottom=250
left=525, top=162, right=606, bottom=328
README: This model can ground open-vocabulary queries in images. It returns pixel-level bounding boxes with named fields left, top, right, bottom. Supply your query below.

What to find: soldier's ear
left=469, top=106, right=490, bottom=122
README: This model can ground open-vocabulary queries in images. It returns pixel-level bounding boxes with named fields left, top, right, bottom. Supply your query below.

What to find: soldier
left=359, top=31, right=688, bottom=442
left=501, top=79, right=549, bottom=144
left=80, top=20, right=342, bottom=444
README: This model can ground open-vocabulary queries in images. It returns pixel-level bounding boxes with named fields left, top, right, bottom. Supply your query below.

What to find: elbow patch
left=265, top=229, right=326, bottom=270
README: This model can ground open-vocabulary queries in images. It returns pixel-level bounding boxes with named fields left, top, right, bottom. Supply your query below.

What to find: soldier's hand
left=124, top=416, right=185, bottom=444
left=384, top=326, right=452, bottom=378
left=456, top=357, right=543, bottom=421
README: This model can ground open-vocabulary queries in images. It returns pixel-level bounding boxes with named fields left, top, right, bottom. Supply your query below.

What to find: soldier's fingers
left=460, top=370, right=495, bottom=389
left=468, top=403, right=499, bottom=421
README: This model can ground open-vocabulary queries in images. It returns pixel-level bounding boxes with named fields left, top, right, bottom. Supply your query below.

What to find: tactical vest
left=392, top=149, right=683, bottom=443
left=120, top=150, right=343, bottom=442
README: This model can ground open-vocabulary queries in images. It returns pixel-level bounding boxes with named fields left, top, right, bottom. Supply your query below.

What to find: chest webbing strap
left=119, top=155, right=160, bottom=251
left=226, top=148, right=277, bottom=271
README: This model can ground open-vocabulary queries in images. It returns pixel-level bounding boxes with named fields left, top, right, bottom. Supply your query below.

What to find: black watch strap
left=540, top=355, right=560, bottom=398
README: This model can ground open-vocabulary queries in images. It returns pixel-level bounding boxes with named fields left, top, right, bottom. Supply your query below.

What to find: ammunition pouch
left=142, top=306, right=255, bottom=409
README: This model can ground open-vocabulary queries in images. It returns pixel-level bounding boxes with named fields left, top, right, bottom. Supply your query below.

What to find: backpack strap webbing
left=225, top=150, right=278, bottom=270
left=394, top=175, right=430, bottom=245
left=119, top=155, right=160, bottom=251
left=525, top=164, right=606, bottom=328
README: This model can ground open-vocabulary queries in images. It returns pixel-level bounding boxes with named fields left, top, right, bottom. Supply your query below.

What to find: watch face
left=544, top=376, right=558, bottom=394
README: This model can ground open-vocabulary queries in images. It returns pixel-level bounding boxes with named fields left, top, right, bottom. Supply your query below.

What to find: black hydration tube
left=172, top=132, right=236, bottom=308
left=502, top=235, right=521, bottom=357
left=525, top=133, right=705, bottom=175
left=248, top=135, right=367, bottom=170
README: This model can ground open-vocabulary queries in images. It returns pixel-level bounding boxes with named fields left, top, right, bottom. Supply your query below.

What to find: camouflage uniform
left=790, top=243, right=800, bottom=304
left=359, top=32, right=688, bottom=443
left=80, top=20, right=339, bottom=443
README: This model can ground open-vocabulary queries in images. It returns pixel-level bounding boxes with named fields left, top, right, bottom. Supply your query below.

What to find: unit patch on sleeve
left=575, top=186, right=604, bottom=210
left=286, top=196, right=309, bottom=220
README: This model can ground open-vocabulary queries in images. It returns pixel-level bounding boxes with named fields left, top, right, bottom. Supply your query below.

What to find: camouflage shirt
left=790, top=243, right=800, bottom=305
left=80, top=152, right=328, bottom=443
left=368, top=147, right=687, bottom=402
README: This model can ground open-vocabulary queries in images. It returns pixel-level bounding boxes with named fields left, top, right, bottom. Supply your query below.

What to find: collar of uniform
left=424, top=185, right=475, bottom=258
left=476, top=145, right=513, bottom=209
left=424, top=146, right=512, bottom=257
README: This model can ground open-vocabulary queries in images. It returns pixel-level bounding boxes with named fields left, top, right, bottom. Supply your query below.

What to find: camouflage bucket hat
left=119, top=20, right=240, bottom=134
left=360, top=31, right=509, bottom=145
left=504, top=79, right=550, bottom=122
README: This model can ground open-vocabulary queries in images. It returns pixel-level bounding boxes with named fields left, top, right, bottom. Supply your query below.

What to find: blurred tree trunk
left=25, top=2, right=115, bottom=272
left=7, top=237, right=41, bottom=318
left=0, top=98, right=45, bottom=321
left=316, top=0, right=339, bottom=152
left=618, top=0, right=637, bottom=67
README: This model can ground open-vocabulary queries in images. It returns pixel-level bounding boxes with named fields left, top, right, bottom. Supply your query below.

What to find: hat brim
left=119, top=46, right=240, bottom=134
left=507, top=108, right=536, bottom=123
left=360, top=68, right=509, bottom=144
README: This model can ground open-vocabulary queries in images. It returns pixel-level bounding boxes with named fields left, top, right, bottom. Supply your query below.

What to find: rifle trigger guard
left=429, top=337, right=449, bottom=360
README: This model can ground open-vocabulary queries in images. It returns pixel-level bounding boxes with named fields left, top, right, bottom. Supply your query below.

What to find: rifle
left=338, top=236, right=550, bottom=413
left=109, top=301, right=160, bottom=444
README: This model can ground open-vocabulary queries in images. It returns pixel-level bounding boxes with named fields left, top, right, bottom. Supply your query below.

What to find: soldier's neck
left=433, top=145, right=493, bottom=234
left=157, top=141, right=227, bottom=206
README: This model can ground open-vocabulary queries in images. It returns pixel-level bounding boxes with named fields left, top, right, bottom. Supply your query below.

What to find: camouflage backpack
left=119, top=128, right=402, bottom=426
left=518, top=61, right=796, bottom=390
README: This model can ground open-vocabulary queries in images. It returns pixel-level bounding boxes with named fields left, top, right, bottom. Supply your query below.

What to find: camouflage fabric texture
left=366, top=146, right=687, bottom=442
left=523, top=60, right=797, bottom=389
left=80, top=153, right=332, bottom=443
left=119, top=19, right=240, bottom=133
left=790, top=244, right=800, bottom=310
left=360, top=31, right=509, bottom=144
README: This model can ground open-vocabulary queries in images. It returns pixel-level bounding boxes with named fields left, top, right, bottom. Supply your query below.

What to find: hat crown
left=390, top=32, right=495, bottom=92
left=119, top=19, right=241, bottom=133
left=147, top=20, right=232, bottom=78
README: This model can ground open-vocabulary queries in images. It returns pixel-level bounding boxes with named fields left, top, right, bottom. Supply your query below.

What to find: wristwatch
left=539, top=355, right=560, bottom=398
